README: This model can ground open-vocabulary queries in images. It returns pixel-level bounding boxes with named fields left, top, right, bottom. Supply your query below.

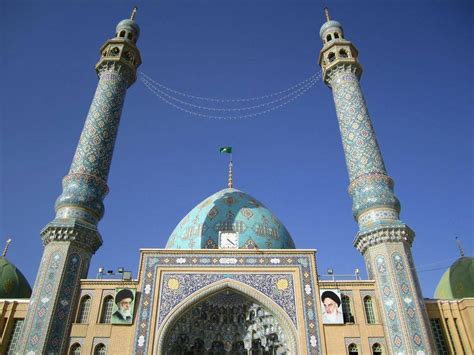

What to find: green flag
left=219, top=147, right=232, bottom=154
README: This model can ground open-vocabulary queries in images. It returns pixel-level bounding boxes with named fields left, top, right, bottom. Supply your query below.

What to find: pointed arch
left=154, top=278, right=299, bottom=354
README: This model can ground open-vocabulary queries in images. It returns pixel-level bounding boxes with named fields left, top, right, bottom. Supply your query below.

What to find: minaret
left=17, top=9, right=141, bottom=354
left=318, top=9, right=435, bottom=354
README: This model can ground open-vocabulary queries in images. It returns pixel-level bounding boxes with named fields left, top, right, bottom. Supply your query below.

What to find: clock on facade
left=219, top=231, right=239, bottom=249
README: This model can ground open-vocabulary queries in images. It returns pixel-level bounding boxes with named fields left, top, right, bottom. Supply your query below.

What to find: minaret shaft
left=319, top=14, right=436, bottom=354
left=17, top=12, right=141, bottom=354
left=55, top=70, right=128, bottom=224
left=331, top=69, right=400, bottom=227
left=331, top=71, right=386, bottom=180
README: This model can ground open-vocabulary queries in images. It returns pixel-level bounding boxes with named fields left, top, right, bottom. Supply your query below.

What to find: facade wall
left=135, top=249, right=320, bottom=354
left=2, top=280, right=473, bottom=355
left=68, top=280, right=138, bottom=354
left=0, top=300, right=29, bottom=354
left=318, top=281, right=386, bottom=354
left=425, top=298, right=474, bottom=354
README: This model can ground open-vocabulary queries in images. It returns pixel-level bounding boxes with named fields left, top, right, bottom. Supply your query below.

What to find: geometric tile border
left=133, top=252, right=321, bottom=354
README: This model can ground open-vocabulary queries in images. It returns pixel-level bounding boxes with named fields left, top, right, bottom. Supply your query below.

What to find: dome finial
left=455, top=237, right=465, bottom=257
left=2, top=238, right=12, bottom=257
left=219, top=147, right=233, bottom=188
left=130, top=6, right=138, bottom=21
left=324, top=7, right=330, bottom=22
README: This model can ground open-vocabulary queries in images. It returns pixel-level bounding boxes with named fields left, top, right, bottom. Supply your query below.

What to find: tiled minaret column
left=318, top=10, right=435, bottom=355
left=17, top=9, right=141, bottom=354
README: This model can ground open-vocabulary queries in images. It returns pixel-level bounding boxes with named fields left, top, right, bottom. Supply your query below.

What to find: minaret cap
left=116, top=8, right=141, bottom=38
left=319, top=8, right=343, bottom=40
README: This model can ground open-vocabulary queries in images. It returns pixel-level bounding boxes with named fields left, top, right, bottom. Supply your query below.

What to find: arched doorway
left=158, top=281, right=297, bottom=354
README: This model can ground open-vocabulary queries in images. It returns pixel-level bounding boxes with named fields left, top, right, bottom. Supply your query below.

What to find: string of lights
left=141, top=75, right=320, bottom=120
left=140, top=73, right=320, bottom=112
left=139, top=70, right=321, bottom=102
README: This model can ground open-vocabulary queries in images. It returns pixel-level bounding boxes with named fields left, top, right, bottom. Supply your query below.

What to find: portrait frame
left=111, top=288, right=136, bottom=325
left=320, top=288, right=344, bottom=325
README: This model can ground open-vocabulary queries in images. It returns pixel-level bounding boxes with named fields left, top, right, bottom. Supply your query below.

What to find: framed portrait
left=320, top=289, right=344, bottom=324
left=111, top=288, right=136, bottom=325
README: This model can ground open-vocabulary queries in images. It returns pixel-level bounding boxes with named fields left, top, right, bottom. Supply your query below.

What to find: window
left=339, top=49, right=348, bottom=58
left=341, top=295, right=354, bottom=323
left=348, top=343, right=358, bottom=355
left=100, top=296, right=114, bottom=323
left=334, top=32, right=340, bottom=39
left=328, top=52, right=336, bottom=63
left=364, top=296, right=376, bottom=324
left=429, top=319, right=448, bottom=354
left=127, top=33, right=133, bottom=40
left=77, top=295, right=91, bottom=323
left=119, top=31, right=125, bottom=37
left=326, top=34, right=332, bottom=42
left=372, top=343, right=382, bottom=355
left=6, top=319, right=24, bottom=355
left=70, top=343, right=81, bottom=355
left=94, top=343, right=107, bottom=355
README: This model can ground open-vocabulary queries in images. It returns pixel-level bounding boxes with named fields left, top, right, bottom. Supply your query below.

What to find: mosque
left=0, top=7, right=473, bottom=355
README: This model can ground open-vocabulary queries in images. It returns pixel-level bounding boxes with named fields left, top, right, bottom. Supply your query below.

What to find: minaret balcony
left=95, top=38, right=142, bottom=76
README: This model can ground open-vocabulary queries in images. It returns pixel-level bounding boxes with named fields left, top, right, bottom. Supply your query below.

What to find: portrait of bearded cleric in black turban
left=111, top=288, right=136, bottom=325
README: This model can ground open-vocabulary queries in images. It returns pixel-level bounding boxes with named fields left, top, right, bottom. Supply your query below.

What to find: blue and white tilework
left=166, top=188, right=295, bottom=250
left=21, top=249, right=64, bottom=353
left=392, top=252, right=427, bottom=353
left=329, top=70, right=401, bottom=223
left=133, top=252, right=321, bottom=354
left=55, top=69, right=129, bottom=224
left=375, top=254, right=406, bottom=353
left=158, top=273, right=296, bottom=326
left=45, top=253, right=83, bottom=353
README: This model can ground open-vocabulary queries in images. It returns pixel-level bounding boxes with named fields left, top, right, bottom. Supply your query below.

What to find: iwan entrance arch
left=155, top=279, right=299, bottom=354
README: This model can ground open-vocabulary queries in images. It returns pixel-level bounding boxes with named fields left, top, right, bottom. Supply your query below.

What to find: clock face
left=219, top=232, right=239, bottom=249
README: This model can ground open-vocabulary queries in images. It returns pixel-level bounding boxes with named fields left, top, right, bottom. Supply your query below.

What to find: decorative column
left=318, top=9, right=435, bottom=355
left=17, top=8, right=141, bottom=354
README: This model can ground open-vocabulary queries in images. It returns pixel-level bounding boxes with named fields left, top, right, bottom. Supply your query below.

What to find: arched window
left=94, top=343, right=107, bottom=355
left=339, top=49, right=348, bottom=58
left=334, top=32, right=340, bottom=39
left=326, top=34, right=332, bottom=42
left=127, top=33, right=133, bottom=40
left=69, top=343, right=81, bottom=355
left=364, top=296, right=376, bottom=324
left=119, top=30, right=125, bottom=37
left=100, top=296, right=114, bottom=323
left=328, top=52, right=336, bottom=63
left=341, top=295, right=355, bottom=323
left=372, top=343, right=383, bottom=355
left=348, top=343, right=358, bottom=355
left=76, top=295, right=91, bottom=323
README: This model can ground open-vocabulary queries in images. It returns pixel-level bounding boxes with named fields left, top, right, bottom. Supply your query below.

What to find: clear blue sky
left=1, top=0, right=472, bottom=298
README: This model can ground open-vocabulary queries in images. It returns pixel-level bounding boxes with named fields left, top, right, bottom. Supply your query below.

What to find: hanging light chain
left=141, top=72, right=321, bottom=120
left=139, top=71, right=320, bottom=102
left=140, top=74, right=319, bottom=112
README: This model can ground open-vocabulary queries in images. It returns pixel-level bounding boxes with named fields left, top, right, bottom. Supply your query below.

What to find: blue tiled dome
left=166, top=188, right=295, bottom=249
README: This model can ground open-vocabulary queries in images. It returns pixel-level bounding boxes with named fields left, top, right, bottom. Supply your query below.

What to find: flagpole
left=228, top=156, right=233, bottom=189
